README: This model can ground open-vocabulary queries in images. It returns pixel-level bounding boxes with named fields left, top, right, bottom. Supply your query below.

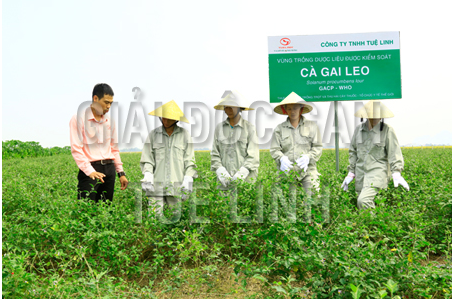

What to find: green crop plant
left=2, top=148, right=451, bottom=298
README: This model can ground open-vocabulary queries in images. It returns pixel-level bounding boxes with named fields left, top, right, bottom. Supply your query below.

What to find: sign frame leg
left=334, top=101, right=340, bottom=172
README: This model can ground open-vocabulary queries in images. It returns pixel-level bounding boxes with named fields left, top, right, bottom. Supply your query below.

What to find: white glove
left=296, top=154, right=310, bottom=172
left=392, top=172, right=409, bottom=191
left=216, top=166, right=232, bottom=187
left=141, top=172, right=154, bottom=192
left=280, top=156, right=293, bottom=173
left=181, top=175, right=193, bottom=193
left=341, top=172, right=355, bottom=191
left=232, top=166, right=250, bottom=181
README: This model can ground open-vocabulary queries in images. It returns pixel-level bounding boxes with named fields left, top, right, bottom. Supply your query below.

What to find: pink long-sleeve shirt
left=69, top=107, right=124, bottom=176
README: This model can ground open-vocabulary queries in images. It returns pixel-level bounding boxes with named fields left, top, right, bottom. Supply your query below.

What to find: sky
left=3, top=0, right=452, bottom=150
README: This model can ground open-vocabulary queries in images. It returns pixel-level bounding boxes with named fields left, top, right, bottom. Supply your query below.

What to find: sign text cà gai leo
left=268, top=31, right=401, bottom=102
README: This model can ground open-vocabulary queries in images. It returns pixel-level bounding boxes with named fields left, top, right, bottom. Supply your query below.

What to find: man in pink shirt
left=70, top=83, right=128, bottom=203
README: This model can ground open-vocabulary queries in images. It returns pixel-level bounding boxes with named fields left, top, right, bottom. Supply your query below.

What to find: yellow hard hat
left=273, top=92, right=313, bottom=115
left=148, top=100, right=190, bottom=123
left=214, top=90, right=254, bottom=111
left=355, top=100, right=394, bottom=119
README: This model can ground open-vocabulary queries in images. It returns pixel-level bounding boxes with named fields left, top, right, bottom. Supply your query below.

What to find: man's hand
left=181, top=176, right=194, bottom=193
left=392, top=172, right=409, bottom=191
left=296, top=154, right=310, bottom=172
left=341, top=172, right=355, bottom=191
left=119, top=176, right=128, bottom=190
left=89, top=171, right=106, bottom=183
left=280, top=156, right=293, bottom=173
left=232, top=166, right=250, bottom=181
left=141, top=172, right=154, bottom=192
left=216, top=166, right=232, bottom=187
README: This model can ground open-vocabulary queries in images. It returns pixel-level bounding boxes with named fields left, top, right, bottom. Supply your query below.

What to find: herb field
left=2, top=149, right=452, bottom=298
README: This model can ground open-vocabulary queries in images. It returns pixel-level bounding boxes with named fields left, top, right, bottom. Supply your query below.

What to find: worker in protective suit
left=270, top=92, right=323, bottom=196
left=342, top=100, right=409, bottom=210
left=140, top=100, right=197, bottom=217
left=211, top=90, right=259, bottom=190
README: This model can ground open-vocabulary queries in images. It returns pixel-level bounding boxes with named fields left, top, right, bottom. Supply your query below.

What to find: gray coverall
left=270, top=117, right=323, bottom=195
left=348, top=120, right=404, bottom=209
left=211, top=117, right=260, bottom=190
left=140, top=124, right=197, bottom=214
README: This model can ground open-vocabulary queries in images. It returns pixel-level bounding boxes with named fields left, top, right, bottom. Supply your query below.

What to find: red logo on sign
left=280, top=38, right=291, bottom=46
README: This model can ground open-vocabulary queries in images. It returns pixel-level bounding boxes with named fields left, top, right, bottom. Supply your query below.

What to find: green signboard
left=268, top=32, right=401, bottom=102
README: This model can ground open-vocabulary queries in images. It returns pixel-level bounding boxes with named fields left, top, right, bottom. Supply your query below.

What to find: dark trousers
left=77, top=163, right=116, bottom=203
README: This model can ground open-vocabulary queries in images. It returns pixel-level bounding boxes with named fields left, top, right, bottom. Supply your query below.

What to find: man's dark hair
left=92, top=83, right=114, bottom=101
